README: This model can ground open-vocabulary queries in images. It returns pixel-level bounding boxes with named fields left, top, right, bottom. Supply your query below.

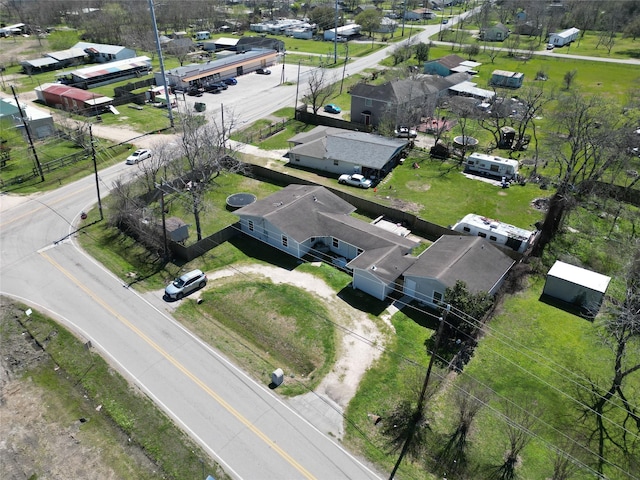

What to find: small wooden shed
left=543, top=261, right=610, bottom=312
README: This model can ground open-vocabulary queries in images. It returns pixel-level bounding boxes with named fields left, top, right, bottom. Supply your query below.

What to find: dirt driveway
left=153, top=263, right=391, bottom=439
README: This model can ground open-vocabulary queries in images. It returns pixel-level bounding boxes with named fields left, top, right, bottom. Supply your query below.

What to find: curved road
left=3, top=7, right=640, bottom=478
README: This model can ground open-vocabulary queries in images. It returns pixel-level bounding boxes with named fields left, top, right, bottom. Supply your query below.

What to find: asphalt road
left=0, top=162, right=384, bottom=479
left=4, top=5, right=639, bottom=478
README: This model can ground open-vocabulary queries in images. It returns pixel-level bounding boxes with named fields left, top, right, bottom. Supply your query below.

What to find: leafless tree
left=448, top=96, right=478, bottom=164
left=532, top=92, right=627, bottom=255
left=576, top=250, right=640, bottom=476
left=165, top=39, right=194, bottom=67
left=486, top=47, right=500, bottom=64
left=303, top=68, right=336, bottom=115
left=491, top=399, right=540, bottom=480
left=169, top=108, right=247, bottom=241
left=476, top=93, right=512, bottom=149
left=436, top=378, right=488, bottom=476
left=563, top=70, right=578, bottom=90
left=135, top=141, right=177, bottom=193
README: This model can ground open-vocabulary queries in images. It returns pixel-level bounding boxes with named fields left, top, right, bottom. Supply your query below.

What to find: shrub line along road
left=2, top=7, right=640, bottom=478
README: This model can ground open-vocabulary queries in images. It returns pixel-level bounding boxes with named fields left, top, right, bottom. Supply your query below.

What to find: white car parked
left=126, top=148, right=152, bottom=164
left=338, top=173, right=373, bottom=189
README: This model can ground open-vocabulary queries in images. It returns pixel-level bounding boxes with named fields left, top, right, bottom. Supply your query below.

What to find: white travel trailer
left=452, top=213, right=537, bottom=254
left=465, top=152, right=519, bottom=180
left=194, top=31, right=211, bottom=40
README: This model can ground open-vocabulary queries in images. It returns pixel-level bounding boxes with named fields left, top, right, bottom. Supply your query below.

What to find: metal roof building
left=543, top=261, right=611, bottom=313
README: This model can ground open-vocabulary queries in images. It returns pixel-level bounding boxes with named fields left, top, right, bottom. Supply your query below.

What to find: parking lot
left=174, top=63, right=313, bottom=128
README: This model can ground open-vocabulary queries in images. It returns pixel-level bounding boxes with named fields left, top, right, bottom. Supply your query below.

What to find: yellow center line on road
left=41, top=250, right=316, bottom=480
left=0, top=184, right=94, bottom=229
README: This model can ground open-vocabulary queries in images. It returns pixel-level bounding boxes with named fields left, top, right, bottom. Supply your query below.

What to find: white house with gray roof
left=235, top=185, right=420, bottom=300
left=287, top=126, right=408, bottom=180
left=235, top=185, right=517, bottom=303
left=73, top=42, right=136, bottom=63
left=403, top=236, right=515, bottom=307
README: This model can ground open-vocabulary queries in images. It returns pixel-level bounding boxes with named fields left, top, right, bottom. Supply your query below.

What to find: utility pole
left=280, top=51, right=286, bottom=85
left=334, top=0, right=339, bottom=64
left=340, top=42, right=348, bottom=94
left=88, top=125, right=103, bottom=220
left=159, top=187, right=168, bottom=259
left=11, top=85, right=44, bottom=182
left=294, top=61, right=301, bottom=116
left=149, top=0, right=174, bottom=128
left=389, top=304, right=450, bottom=480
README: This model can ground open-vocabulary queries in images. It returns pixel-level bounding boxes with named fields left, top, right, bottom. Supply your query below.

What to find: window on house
left=294, top=155, right=300, bottom=162
left=478, top=232, right=487, bottom=238
left=248, top=220, right=254, bottom=231
left=332, top=238, right=339, bottom=248
left=463, top=226, right=470, bottom=232
left=433, top=291, right=443, bottom=304
left=333, top=159, right=339, bottom=166
left=356, top=248, right=363, bottom=256
left=489, top=235, right=497, bottom=241
left=365, top=98, right=372, bottom=107
left=282, top=235, right=288, bottom=247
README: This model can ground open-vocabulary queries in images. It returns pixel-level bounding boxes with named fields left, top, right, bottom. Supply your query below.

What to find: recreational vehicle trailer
left=465, top=152, right=519, bottom=180
left=452, top=213, right=536, bottom=254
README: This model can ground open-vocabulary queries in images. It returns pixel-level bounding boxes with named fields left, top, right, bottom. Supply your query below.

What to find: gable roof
left=288, top=126, right=407, bottom=170
left=73, top=41, right=132, bottom=55
left=432, top=54, right=466, bottom=70
left=236, top=184, right=418, bottom=261
left=405, top=236, right=515, bottom=293
left=350, top=74, right=471, bottom=103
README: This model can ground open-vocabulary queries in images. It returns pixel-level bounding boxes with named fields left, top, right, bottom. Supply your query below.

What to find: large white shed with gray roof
left=543, top=261, right=610, bottom=312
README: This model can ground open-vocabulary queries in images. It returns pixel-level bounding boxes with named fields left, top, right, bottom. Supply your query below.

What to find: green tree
left=309, top=6, right=336, bottom=32
left=414, top=42, right=431, bottom=64
left=355, top=9, right=383, bottom=46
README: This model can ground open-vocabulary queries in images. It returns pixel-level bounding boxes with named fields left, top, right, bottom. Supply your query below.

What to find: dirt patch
left=405, top=180, right=431, bottom=192
left=0, top=300, right=159, bottom=480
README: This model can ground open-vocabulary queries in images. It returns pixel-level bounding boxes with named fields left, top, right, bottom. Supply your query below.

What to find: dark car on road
left=224, top=77, right=238, bottom=85
left=256, top=68, right=271, bottom=75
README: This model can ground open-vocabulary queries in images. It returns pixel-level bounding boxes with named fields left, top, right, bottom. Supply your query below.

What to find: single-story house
left=235, top=185, right=518, bottom=303
left=0, top=97, right=55, bottom=139
left=161, top=50, right=277, bottom=90
left=548, top=27, right=580, bottom=47
left=542, top=261, right=610, bottom=312
left=287, top=126, right=408, bottom=179
left=376, top=17, right=398, bottom=34
left=423, top=54, right=480, bottom=76
left=402, top=235, right=515, bottom=307
left=490, top=70, right=524, bottom=88
left=350, top=73, right=470, bottom=127
left=480, top=23, right=510, bottom=42
left=404, top=8, right=437, bottom=21
left=35, top=83, right=113, bottom=115
left=234, top=185, right=420, bottom=301
left=72, top=41, right=136, bottom=63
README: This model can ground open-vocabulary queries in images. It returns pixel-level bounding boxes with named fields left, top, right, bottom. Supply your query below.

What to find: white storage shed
left=543, top=261, right=610, bottom=312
